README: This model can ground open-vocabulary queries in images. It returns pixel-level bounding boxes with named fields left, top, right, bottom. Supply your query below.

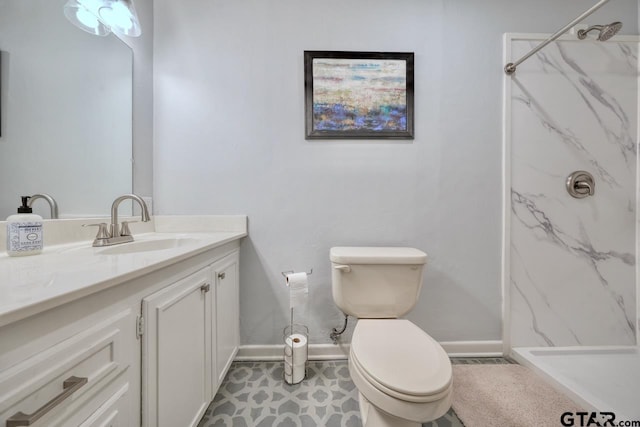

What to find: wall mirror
left=0, top=0, right=133, bottom=220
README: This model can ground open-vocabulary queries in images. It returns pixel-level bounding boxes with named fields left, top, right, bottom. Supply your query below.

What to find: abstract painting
left=304, top=51, right=414, bottom=139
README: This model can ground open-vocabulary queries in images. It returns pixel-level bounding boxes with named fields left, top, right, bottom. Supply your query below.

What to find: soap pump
left=6, top=196, right=44, bottom=256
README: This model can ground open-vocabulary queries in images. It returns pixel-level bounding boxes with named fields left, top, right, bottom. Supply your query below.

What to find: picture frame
left=304, top=50, right=414, bottom=140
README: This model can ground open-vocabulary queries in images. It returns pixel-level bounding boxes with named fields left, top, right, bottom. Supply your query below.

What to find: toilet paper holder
left=281, top=269, right=312, bottom=385
left=281, top=268, right=313, bottom=277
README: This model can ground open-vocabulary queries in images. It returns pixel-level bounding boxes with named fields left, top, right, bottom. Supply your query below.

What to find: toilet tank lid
left=330, top=247, right=427, bottom=265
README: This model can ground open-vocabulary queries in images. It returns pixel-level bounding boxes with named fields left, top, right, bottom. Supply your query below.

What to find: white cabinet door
left=212, top=252, right=240, bottom=389
left=142, top=268, right=212, bottom=427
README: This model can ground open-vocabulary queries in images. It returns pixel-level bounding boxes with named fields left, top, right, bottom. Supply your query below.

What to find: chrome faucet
left=27, top=193, right=59, bottom=219
left=87, top=194, right=151, bottom=247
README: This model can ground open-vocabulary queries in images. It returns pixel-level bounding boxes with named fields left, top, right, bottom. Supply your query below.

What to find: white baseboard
left=236, top=340, right=504, bottom=361
left=440, top=340, right=504, bottom=357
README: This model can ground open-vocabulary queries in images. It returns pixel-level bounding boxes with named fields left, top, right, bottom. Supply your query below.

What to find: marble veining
left=507, top=38, right=637, bottom=347
left=512, top=86, right=622, bottom=189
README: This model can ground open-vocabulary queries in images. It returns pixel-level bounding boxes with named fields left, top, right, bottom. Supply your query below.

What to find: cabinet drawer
left=0, top=309, right=133, bottom=426
left=79, top=383, right=130, bottom=427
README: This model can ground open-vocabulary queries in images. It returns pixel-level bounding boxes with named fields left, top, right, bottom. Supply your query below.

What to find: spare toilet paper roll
left=284, top=360, right=306, bottom=384
left=284, top=333, right=308, bottom=365
left=283, top=360, right=305, bottom=375
left=286, top=272, right=308, bottom=309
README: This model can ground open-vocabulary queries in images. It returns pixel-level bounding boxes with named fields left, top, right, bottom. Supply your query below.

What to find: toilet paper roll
left=286, top=272, right=308, bottom=309
left=284, top=361, right=306, bottom=384
left=284, top=333, right=308, bottom=365
left=283, top=359, right=305, bottom=375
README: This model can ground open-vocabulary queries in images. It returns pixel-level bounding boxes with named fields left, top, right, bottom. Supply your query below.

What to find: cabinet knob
left=200, top=283, right=211, bottom=293
left=218, top=272, right=226, bottom=280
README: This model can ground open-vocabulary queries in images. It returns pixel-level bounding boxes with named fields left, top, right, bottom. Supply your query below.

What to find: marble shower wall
left=507, top=37, right=638, bottom=347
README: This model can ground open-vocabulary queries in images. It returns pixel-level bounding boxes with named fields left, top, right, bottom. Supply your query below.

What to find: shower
left=504, top=0, right=621, bottom=75
left=503, top=7, right=638, bottom=418
left=577, top=21, right=623, bottom=41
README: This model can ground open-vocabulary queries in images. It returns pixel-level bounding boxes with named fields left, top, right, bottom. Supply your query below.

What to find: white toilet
left=330, top=247, right=452, bottom=427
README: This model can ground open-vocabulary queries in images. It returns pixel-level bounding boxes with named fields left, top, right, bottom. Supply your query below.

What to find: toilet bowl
left=329, top=247, right=453, bottom=427
left=349, top=319, right=452, bottom=426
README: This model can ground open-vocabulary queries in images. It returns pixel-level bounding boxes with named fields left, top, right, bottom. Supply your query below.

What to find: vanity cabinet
left=0, top=237, right=242, bottom=427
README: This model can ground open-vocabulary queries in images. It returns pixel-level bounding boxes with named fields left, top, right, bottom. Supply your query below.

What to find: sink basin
left=98, top=237, right=199, bottom=255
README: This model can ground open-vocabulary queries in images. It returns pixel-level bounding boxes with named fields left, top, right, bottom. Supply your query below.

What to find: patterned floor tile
left=198, top=358, right=509, bottom=427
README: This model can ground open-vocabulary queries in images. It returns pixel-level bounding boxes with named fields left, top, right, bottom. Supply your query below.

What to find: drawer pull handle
left=6, top=376, right=88, bottom=427
left=218, top=272, right=226, bottom=280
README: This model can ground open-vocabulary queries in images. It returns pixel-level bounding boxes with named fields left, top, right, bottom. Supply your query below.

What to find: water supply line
left=330, top=314, right=349, bottom=344
left=504, top=0, right=615, bottom=75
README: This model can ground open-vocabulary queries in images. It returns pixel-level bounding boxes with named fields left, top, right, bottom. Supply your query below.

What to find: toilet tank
left=330, top=247, right=427, bottom=318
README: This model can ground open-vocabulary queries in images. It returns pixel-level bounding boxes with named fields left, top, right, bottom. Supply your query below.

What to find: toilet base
left=358, top=392, right=421, bottom=427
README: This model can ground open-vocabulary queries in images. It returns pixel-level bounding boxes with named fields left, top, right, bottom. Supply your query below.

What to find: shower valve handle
left=574, top=181, right=593, bottom=195
left=566, top=171, right=595, bottom=198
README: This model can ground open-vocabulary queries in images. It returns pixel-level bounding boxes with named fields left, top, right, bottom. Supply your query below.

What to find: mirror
left=0, top=0, right=133, bottom=219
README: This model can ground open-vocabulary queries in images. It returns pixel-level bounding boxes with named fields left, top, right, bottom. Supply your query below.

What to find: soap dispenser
left=6, top=196, right=44, bottom=256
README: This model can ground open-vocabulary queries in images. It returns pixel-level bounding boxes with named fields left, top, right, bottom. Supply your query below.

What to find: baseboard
left=440, top=340, right=504, bottom=357
left=236, top=340, right=503, bottom=361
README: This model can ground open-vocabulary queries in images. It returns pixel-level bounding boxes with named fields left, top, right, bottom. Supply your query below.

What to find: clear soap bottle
left=6, top=196, right=44, bottom=256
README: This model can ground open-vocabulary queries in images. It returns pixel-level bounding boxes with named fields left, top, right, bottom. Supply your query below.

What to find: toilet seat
left=350, top=319, right=452, bottom=402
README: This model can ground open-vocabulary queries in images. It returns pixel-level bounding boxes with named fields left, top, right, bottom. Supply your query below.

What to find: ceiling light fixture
left=63, top=0, right=111, bottom=36
left=64, top=0, right=142, bottom=37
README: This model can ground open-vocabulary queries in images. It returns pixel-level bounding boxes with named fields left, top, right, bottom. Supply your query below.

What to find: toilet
left=330, top=247, right=452, bottom=427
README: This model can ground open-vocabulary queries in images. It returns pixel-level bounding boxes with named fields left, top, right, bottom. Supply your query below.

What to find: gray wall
left=152, top=0, right=638, bottom=345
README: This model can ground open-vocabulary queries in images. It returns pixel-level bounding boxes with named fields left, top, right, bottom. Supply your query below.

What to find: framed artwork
left=304, top=50, right=414, bottom=140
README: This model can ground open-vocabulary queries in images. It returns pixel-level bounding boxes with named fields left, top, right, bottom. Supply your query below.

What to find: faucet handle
left=120, top=221, right=138, bottom=237
left=83, top=223, right=110, bottom=239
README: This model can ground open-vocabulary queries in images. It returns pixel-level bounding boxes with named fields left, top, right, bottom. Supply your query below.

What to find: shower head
left=577, top=21, right=622, bottom=41
left=599, top=21, right=623, bottom=40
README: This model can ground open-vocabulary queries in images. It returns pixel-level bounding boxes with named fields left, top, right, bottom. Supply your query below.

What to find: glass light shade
left=97, top=0, right=142, bottom=37
left=64, top=0, right=141, bottom=37
left=63, top=0, right=111, bottom=36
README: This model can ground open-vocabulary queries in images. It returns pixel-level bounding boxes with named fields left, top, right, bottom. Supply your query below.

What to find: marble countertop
left=0, top=216, right=247, bottom=328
